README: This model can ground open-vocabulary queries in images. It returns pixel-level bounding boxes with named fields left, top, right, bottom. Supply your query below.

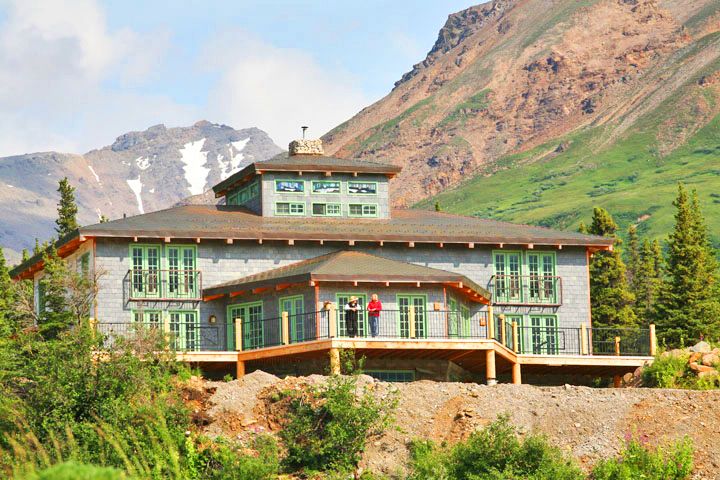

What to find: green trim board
left=279, top=295, right=305, bottom=342
left=397, top=294, right=428, bottom=338
left=348, top=203, right=378, bottom=217
left=336, top=293, right=368, bottom=337
left=274, top=179, right=305, bottom=194
left=227, top=301, right=265, bottom=350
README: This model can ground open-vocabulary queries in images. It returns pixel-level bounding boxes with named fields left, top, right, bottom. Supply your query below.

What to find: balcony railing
left=490, top=275, right=562, bottom=306
left=95, top=320, right=226, bottom=352
left=124, top=269, right=202, bottom=301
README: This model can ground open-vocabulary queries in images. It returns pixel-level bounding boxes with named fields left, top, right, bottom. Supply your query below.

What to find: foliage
left=586, top=208, right=637, bottom=328
left=641, top=353, right=691, bottom=389
left=633, top=239, right=664, bottom=325
left=28, top=461, right=127, bottom=480
left=591, top=437, right=693, bottom=480
left=625, top=225, right=640, bottom=291
left=280, top=375, right=397, bottom=474
left=55, top=178, right=79, bottom=237
left=406, top=416, right=584, bottom=480
left=656, top=184, right=720, bottom=345
left=339, top=348, right=366, bottom=375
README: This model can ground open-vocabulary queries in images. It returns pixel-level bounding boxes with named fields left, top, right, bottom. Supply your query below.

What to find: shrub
left=406, top=416, right=584, bottom=480
left=591, top=437, right=693, bottom=480
left=642, top=354, right=690, bottom=388
left=31, top=461, right=126, bottom=480
left=280, top=375, right=397, bottom=473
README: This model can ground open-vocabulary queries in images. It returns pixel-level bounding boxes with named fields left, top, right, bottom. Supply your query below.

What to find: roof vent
left=289, top=138, right=324, bottom=156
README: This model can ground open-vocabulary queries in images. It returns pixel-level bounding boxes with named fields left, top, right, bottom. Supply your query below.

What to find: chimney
left=289, top=126, right=324, bottom=156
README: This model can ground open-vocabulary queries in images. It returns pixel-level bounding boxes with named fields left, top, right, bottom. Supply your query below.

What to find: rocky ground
left=188, top=371, right=720, bottom=479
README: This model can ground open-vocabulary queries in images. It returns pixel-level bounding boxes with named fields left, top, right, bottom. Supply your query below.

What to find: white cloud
left=201, top=30, right=368, bottom=147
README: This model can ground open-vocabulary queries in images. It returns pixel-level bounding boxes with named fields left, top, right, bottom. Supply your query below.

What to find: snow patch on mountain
left=88, top=165, right=101, bottom=184
left=218, top=138, right=250, bottom=180
left=127, top=177, right=144, bottom=214
left=135, top=156, right=151, bottom=171
left=179, top=139, right=210, bottom=195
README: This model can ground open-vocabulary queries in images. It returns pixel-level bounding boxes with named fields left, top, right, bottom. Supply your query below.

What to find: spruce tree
left=587, top=207, right=637, bottom=328
left=633, top=239, right=662, bottom=325
left=626, top=225, right=640, bottom=290
left=56, top=177, right=79, bottom=237
left=21, top=249, right=29, bottom=262
left=38, top=246, right=74, bottom=339
left=657, top=184, right=720, bottom=345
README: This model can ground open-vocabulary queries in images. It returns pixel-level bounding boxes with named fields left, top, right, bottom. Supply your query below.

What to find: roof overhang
left=10, top=231, right=89, bottom=280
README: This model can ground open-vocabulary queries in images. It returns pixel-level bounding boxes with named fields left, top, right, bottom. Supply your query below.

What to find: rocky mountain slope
left=323, top=0, right=720, bottom=240
left=0, top=121, right=281, bottom=262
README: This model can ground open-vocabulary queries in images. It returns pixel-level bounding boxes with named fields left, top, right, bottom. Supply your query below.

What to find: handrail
left=125, top=269, right=202, bottom=300
left=489, top=274, right=563, bottom=306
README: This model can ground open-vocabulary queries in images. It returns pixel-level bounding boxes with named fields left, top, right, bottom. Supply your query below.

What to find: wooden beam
left=353, top=281, right=358, bottom=287
left=408, top=241, right=415, bottom=248
left=527, top=243, right=534, bottom=249
left=319, top=239, right=325, bottom=245
left=230, top=291, right=245, bottom=298
left=385, top=281, right=390, bottom=287
left=195, top=238, right=201, bottom=244
left=79, top=235, right=87, bottom=242
left=325, top=171, right=332, bottom=177
left=133, top=236, right=138, bottom=242
left=288, top=239, right=295, bottom=245
left=512, top=362, right=522, bottom=385
left=329, top=348, right=341, bottom=375
left=468, top=243, right=475, bottom=249
left=348, top=240, right=355, bottom=246
left=236, top=360, right=245, bottom=378
left=252, top=287, right=269, bottom=294
left=352, top=172, right=358, bottom=177
left=309, top=280, right=316, bottom=287
left=498, top=243, right=504, bottom=249
left=557, top=244, right=563, bottom=250
left=164, top=237, right=171, bottom=243
left=486, top=349, right=497, bottom=385
left=203, top=294, right=224, bottom=302
left=226, top=238, right=233, bottom=245
left=416, top=281, right=421, bottom=288
left=258, top=239, right=263, bottom=245
left=438, top=242, right=444, bottom=248
left=379, top=240, right=384, bottom=247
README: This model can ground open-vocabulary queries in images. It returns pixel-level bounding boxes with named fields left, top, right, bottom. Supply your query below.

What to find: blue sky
left=0, top=0, right=472, bottom=155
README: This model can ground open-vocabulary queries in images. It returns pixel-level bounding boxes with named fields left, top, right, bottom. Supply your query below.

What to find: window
left=529, top=315, right=559, bottom=355
left=79, top=252, right=90, bottom=278
left=365, top=370, right=415, bottom=382
left=311, top=180, right=340, bottom=194
left=228, top=301, right=264, bottom=350
left=275, top=202, right=305, bottom=215
left=227, top=180, right=259, bottom=205
left=348, top=204, right=377, bottom=217
left=275, top=180, right=304, bottom=193
left=166, top=246, right=197, bottom=299
left=312, top=203, right=341, bottom=216
left=169, top=310, right=200, bottom=351
left=493, top=251, right=522, bottom=303
left=527, top=252, right=557, bottom=303
left=130, top=244, right=161, bottom=298
left=348, top=181, right=377, bottom=195
left=133, top=310, right=162, bottom=328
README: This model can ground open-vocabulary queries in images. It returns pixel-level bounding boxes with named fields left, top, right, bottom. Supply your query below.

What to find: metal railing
left=590, top=328, right=651, bottom=357
left=95, top=321, right=227, bottom=352
left=124, top=269, right=202, bottom=301
left=489, top=275, right=562, bottom=306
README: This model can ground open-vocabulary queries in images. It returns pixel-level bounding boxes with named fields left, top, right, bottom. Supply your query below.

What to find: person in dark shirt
left=344, top=296, right=359, bottom=338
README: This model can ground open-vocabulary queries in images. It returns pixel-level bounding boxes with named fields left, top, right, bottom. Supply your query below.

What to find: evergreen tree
left=55, top=177, right=79, bottom=237
left=626, top=225, right=640, bottom=290
left=587, top=208, right=637, bottom=328
left=38, top=246, right=74, bottom=339
left=0, top=247, right=13, bottom=337
left=434, top=201, right=441, bottom=212
left=21, top=249, right=29, bottom=262
left=656, top=184, right=720, bottom=345
left=633, top=239, right=662, bottom=324
left=578, top=221, right=588, bottom=234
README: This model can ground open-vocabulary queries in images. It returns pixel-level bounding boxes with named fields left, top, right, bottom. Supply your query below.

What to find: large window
left=311, top=180, right=340, bottom=194
left=275, top=180, right=304, bottom=194
left=133, top=310, right=162, bottom=327
left=228, top=301, right=265, bottom=350
left=312, top=203, right=341, bottom=216
left=348, top=181, right=377, bottom=195
left=527, top=252, right=557, bottom=303
left=493, top=251, right=522, bottom=303
left=275, top=202, right=306, bottom=216
left=169, top=310, right=200, bottom=351
left=129, top=244, right=198, bottom=300
left=348, top=203, right=377, bottom=217
left=227, top=181, right=259, bottom=205
left=130, top=244, right=161, bottom=298
left=166, top=245, right=198, bottom=299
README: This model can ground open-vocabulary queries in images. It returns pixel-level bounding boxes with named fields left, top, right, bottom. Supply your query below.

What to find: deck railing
left=124, top=269, right=202, bottom=301
left=489, top=275, right=562, bottom=306
left=95, top=320, right=227, bottom=352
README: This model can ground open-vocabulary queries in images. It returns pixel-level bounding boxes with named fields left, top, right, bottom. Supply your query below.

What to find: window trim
left=347, top=181, right=378, bottom=196
left=311, top=180, right=341, bottom=195
left=274, top=179, right=305, bottom=194
left=274, top=201, right=306, bottom=216
left=348, top=203, right=378, bottom=217
left=311, top=202, right=342, bottom=217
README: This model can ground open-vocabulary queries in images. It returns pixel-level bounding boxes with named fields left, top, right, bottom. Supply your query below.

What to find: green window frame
left=311, top=202, right=342, bottom=216
left=311, top=180, right=341, bottom=194
left=227, top=301, right=265, bottom=350
left=397, top=294, right=428, bottom=339
left=129, top=244, right=162, bottom=298
left=227, top=180, right=260, bottom=206
left=365, top=370, right=415, bottom=382
left=165, top=245, right=198, bottom=299
left=275, top=202, right=306, bottom=216
left=132, top=309, right=163, bottom=328
left=279, top=295, right=305, bottom=343
left=528, top=315, right=559, bottom=355
left=336, top=293, right=368, bottom=337
left=168, top=310, right=200, bottom=352
left=348, top=203, right=378, bottom=217
left=447, top=297, right=470, bottom=338
left=492, top=250, right=523, bottom=303
left=274, top=179, right=305, bottom=194
left=347, top=181, right=378, bottom=195
left=527, top=252, right=557, bottom=304
left=79, top=252, right=90, bottom=278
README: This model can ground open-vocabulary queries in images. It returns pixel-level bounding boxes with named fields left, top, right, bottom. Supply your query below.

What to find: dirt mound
left=198, top=372, right=720, bottom=478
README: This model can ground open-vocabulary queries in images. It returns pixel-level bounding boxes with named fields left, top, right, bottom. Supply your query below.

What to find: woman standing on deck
left=367, top=294, right=382, bottom=337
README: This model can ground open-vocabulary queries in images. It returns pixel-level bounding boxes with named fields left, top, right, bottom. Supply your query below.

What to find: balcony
left=124, top=269, right=202, bottom=301
left=490, top=275, right=562, bottom=306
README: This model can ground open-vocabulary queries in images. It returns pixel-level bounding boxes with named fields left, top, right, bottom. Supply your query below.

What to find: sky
left=0, top=0, right=473, bottom=156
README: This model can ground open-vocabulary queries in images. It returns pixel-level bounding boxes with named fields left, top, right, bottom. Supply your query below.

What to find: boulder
left=702, top=353, right=720, bottom=367
left=689, top=352, right=703, bottom=364
left=698, top=370, right=719, bottom=379
left=690, top=341, right=712, bottom=353
left=689, top=362, right=716, bottom=374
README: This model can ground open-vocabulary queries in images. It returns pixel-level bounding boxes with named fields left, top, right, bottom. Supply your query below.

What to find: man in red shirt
left=367, top=294, right=382, bottom=337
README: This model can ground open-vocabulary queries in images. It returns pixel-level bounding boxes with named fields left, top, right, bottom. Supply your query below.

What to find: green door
left=169, top=311, right=199, bottom=351
left=130, top=245, right=161, bottom=298
left=280, top=295, right=305, bottom=343
left=336, top=294, right=367, bottom=337
left=529, top=315, right=558, bottom=354
left=398, top=295, right=427, bottom=338
left=493, top=251, right=522, bottom=303
left=166, top=246, right=197, bottom=299
left=447, top=297, right=470, bottom=338
left=527, top=252, right=556, bottom=303
left=228, top=302, right=264, bottom=350
left=501, top=314, right=524, bottom=351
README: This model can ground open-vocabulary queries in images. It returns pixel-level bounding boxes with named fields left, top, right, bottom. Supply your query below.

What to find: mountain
left=323, top=0, right=720, bottom=241
left=0, top=121, right=281, bottom=262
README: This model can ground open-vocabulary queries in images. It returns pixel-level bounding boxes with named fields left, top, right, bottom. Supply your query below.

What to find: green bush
left=642, top=354, right=690, bottom=388
left=280, top=375, right=397, bottom=474
left=30, top=461, right=126, bottom=480
left=199, top=435, right=279, bottom=480
left=591, top=437, right=693, bottom=480
left=407, top=416, right=584, bottom=480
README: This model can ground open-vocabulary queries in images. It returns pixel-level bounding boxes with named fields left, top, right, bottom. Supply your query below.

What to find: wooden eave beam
left=203, top=294, right=224, bottom=302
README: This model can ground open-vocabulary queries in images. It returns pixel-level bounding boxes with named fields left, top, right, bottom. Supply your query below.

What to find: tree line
left=582, top=183, right=720, bottom=346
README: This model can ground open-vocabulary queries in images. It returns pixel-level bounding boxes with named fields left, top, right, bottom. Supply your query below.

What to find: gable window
left=312, top=203, right=341, bottom=216
left=275, top=180, right=304, bottom=193
left=348, top=204, right=377, bottom=217
left=348, top=181, right=377, bottom=195
left=227, top=180, right=259, bottom=206
left=275, top=202, right=305, bottom=215
left=311, top=180, right=341, bottom=194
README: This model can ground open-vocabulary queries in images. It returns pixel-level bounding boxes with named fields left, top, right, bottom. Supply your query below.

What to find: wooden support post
left=485, top=349, right=497, bottom=386
left=613, top=375, right=622, bottom=388
left=234, top=318, right=242, bottom=351
left=511, top=321, right=519, bottom=353
left=329, top=304, right=337, bottom=338
left=512, top=362, right=522, bottom=385
left=236, top=359, right=245, bottom=379
left=614, top=336, right=621, bottom=356
left=282, top=311, right=290, bottom=345
left=409, top=306, right=416, bottom=339
left=329, top=348, right=341, bottom=375
left=649, top=324, right=657, bottom=356
left=580, top=323, right=588, bottom=355
left=487, top=304, right=495, bottom=340
left=500, top=316, right=507, bottom=346
left=163, top=313, right=171, bottom=347
left=89, top=318, right=98, bottom=339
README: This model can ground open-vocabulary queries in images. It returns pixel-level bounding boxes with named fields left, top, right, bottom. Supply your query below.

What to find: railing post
left=614, top=336, right=621, bottom=356
left=485, top=349, right=497, bottom=386
left=163, top=313, right=171, bottom=348
left=329, top=348, right=341, bottom=375
left=409, top=306, right=416, bottom=339
left=649, top=324, right=657, bottom=356
left=89, top=318, right=98, bottom=339
left=487, top=304, right=495, bottom=340
left=234, top=317, right=242, bottom=351
left=328, top=304, right=337, bottom=338
left=500, top=314, right=507, bottom=346
left=511, top=321, right=519, bottom=353
left=580, top=323, right=588, bottom=355
left=282, top=311, right=290, bottom=345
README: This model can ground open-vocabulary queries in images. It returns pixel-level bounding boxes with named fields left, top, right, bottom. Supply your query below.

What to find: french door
left=527, top=252, right=556, bottom=303
left=529, top=315, right=559, bottom=355
left=228, top=302, right=264, bottom=350
left=336, top=294, right=367, bottom=337
left=130, top=245, right=161, bottom=298
left=493, top=251, right=522, bottom=303
left=166, top=246, right=197, bottom=299
left=280, top=295, right=305, bottom=343
left=447, top=297, right=470, bottom=338
left=169, top=310, right=199, bottom=351
left=398, top=295, right=427, bottom=338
